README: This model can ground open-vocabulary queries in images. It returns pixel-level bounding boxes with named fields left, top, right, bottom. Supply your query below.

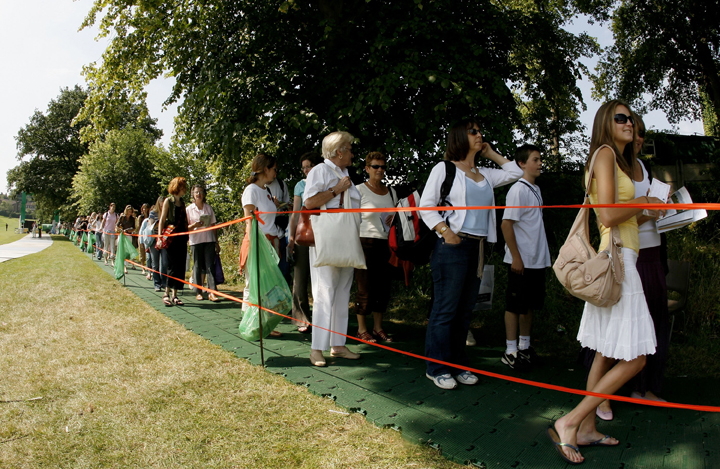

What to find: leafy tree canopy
left=7, top=86, right=90, bottom=219
left=81, top=0, right=596, bottom=184
left=590, top=0, right=720, bottom=136
left=72, top=128, right=162, bottom=214
left=8, top=86, right=164, bottom=219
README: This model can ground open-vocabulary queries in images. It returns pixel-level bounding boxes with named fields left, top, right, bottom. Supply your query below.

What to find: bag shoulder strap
left=585, top=144, right=619, bottom=204
left=436, top=160, right=457, bottom=218
left=165, top=197, right=176, bottom=223
left=584, top=145, right=625, bottom=279
left=519, top=179, right=542, bottom=207
left=325, top=165, right=354, bottom=210
left=440, top=160, right=456, bottom=206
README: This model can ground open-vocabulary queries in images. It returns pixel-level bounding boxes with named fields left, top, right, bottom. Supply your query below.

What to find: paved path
left=0, top=234, right=53, bottom=263
left=70, top=237, right=720, bottom=468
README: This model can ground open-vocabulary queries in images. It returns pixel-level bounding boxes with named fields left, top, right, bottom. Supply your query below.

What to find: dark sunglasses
left=637, top=129, right=646, bottom=138
left=614, top=113, right=635, bottom=126
left=369, top=164, right=387, bottom=170
left=467, top=128, right=482, bottom=135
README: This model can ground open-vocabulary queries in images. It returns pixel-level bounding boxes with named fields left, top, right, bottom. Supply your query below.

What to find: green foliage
left=509, top=2, right=599, bottom=170
left=72, top=129, right=162, bottom=213
left=665, top=165, right=720, bottom=342
left=152, top=142, right=211, bottom=192
left=8, top=85, right=164, bottom=220
left=590, top=0, right=720, bottom=133
left=7, top=86, right=90, bottom=220
left=702, top=87, right=720, bottom=137
left=81, top=0, right=597, bottom=185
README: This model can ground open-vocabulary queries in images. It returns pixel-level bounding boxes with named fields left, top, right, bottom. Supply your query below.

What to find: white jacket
left=419, top=161, right=522, bottom=243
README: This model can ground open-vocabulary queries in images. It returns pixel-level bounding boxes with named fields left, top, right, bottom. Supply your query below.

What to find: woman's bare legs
left=554, top=353, right=646, bottom=464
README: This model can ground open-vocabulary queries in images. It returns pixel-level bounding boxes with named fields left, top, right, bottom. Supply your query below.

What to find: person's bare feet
left=554, top=416, right=584, bottom=464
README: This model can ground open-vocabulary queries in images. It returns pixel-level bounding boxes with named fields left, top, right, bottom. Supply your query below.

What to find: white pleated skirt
left=577, top=248, right=657, bottom=361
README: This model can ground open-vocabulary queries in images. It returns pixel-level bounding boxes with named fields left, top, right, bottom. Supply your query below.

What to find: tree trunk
left=550, top=106, right=561, bottom=171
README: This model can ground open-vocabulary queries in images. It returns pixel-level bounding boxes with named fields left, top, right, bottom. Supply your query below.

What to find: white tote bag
left=311, top=183, right=366, bottom=270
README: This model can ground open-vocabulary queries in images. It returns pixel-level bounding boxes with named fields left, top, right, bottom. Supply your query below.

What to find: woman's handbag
left=311, top=183, right=367, bottom=270
left=214, top=253, right=226, bottom=285
left=295, top=207, right=315, bottom=247
left=553, top=145, right=624, bottom=308
left=155, top=224, right=175, bottom=250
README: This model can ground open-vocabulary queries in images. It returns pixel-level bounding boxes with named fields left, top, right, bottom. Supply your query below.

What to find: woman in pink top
left=102, top=202, right=119, bottom=266
left=186, top=185, right=220, bottom=302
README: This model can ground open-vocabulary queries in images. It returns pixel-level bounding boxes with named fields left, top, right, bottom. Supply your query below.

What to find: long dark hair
left=586, top=100, right=635, bottom=179
left=445, top=118, right=480, bottom=161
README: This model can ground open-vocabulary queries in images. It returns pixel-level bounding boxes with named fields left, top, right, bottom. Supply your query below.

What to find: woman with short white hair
left=304, top=131, right=362, bottom=366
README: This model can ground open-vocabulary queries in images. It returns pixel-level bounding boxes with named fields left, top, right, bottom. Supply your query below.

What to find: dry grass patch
left=0, top=236, right=462, bottom=468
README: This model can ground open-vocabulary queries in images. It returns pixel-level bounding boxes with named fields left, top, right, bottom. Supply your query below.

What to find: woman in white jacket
left=419, top=119, right=522, bottom=390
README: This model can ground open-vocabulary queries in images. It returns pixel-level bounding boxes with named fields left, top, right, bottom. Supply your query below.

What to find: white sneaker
left=426, top=373, right=457, bottom=390
left=466, top=330, right=477, bottom=347
left=454, top=371, right=479, bottom=385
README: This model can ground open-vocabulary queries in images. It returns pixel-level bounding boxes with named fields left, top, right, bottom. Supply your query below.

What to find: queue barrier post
left=254, top=212, right=265, bottom=368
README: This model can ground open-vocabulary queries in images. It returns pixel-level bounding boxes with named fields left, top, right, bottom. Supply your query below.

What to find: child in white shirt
left=500, top=145, right=551, bottom=371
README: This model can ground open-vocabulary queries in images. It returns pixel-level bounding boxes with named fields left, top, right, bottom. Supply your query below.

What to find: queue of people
left=65, top=108, right=673, bottom=466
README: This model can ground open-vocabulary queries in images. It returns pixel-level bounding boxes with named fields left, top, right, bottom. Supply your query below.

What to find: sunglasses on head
left=369, top=164, right=387, bottom=170
left=614, top=113, right=635, bottom=126
left=467, top=128, right=482, bottom=135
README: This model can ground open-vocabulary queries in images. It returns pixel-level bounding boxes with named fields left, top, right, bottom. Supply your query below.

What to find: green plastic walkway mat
left=85, top=247, right=720, bottom=468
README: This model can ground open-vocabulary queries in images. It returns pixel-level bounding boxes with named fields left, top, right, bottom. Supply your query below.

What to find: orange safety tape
left=75, top=216, right=253, bottom=239
left=258, top=202, right=720, bottom=215
left=93, top=245, right=720, bottom=414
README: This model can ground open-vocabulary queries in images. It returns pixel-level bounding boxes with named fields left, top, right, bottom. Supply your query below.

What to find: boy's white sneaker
left=501, top=351, right=531, bottom=371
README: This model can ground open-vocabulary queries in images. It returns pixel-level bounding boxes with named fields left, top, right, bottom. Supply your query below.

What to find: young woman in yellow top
left=549, top=100, right=666, bottom=465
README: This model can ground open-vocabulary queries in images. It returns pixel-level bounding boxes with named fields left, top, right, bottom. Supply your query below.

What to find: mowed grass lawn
left=0, top=215, right=26, bottom=246
left=0, top=236, right=461, bottom=468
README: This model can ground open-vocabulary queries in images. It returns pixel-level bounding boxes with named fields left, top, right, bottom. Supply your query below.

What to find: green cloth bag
left=87, top=232, right=95, bottom=255
left=114, top=233, right=139, bottom=279
left=80, top=232, right=87, bottom=248
left=238, top=218, right=291, bottom=342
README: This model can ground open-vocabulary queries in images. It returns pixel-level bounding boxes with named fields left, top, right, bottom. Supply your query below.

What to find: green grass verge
left=0, top=215, right=26, bottom=246
left=0, top=236, right=462, bottom=468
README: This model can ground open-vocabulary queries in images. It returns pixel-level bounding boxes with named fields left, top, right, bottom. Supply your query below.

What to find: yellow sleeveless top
left=584, top=163, right=639, bottom=254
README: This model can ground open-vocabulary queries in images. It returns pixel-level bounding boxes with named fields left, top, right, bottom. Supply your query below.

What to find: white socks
left=505, top=339, right=518, bottom=355
left=519, top=335, right=531, bottom=351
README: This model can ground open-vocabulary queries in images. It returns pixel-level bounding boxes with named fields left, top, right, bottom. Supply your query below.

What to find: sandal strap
left=555, top=442, right=580, bottom=453
left=357, top=331, right=376, bottom=342
left=372, top=329, right=392, bottom=341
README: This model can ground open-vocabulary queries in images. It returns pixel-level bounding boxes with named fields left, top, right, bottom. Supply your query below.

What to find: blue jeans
left=148, top=245, right=167, bottom=289
left=425, top=237, right=482, bottom=377
left=95, top=231, right=104, bottom=260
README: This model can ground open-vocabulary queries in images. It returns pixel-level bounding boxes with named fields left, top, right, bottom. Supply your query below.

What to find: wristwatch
left=438, top=225, right=448, bottom=235
left=329, top=188, right=336, bottom=195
